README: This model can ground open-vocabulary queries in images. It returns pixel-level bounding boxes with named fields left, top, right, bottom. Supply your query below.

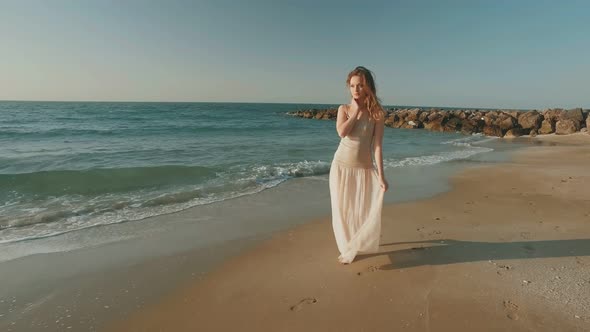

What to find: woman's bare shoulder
left=338, top=104, right=350, bottom=117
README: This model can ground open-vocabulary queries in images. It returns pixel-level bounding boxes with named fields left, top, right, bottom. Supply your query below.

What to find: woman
left=329, top=66, right=388, bottom=264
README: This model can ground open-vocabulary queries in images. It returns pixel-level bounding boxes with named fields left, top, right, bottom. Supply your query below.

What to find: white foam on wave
left=0, top=141, right=495, bottom=245
left=249, top=160, right=331, bottom=180
left=384, top=145, right=494, bottom=168
left=0, top=160, right=332, bottom=245
left=441, top=134, right=497, bottom=146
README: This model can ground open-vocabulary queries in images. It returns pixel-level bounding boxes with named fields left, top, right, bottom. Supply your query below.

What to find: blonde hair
left=346, top=66, right=384, bottom=120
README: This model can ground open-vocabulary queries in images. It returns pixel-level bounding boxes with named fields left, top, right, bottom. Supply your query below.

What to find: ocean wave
left=0, top=177, right=291, bottom=244
left=0, top=160, right=332, bottom=244
left=384, top=146, right=494, bottom=168
left=440, top=133, right=488, bottom=146
left=0, top=165, right=219, bottom=196
left=248, top=160, right=331, bottom=180
left=0, top=128, right=122, bottom=137
left=0, top=143, right=493, bottom=244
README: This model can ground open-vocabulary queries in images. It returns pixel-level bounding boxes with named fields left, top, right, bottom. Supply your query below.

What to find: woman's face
left=349, top=75, right=366, bottom=100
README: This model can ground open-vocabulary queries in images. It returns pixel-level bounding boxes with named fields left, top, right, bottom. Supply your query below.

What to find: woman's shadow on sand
left=356, top=238, right=590, bottom=269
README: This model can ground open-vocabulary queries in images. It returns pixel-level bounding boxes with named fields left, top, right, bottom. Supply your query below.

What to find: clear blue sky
left=1, top=0, right=588, bottom=109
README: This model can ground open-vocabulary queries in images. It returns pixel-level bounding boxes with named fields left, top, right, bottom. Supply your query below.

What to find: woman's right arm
left=336, top=105, right=359, bottom=138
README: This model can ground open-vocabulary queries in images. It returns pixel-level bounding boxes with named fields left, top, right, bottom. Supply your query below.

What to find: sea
left=0, top=101, right=530, bottom=258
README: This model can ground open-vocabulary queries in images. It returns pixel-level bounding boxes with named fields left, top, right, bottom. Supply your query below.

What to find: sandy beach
left=3, top=2, right=589, bottom=331
left=103, top=133, right=590, bottom=331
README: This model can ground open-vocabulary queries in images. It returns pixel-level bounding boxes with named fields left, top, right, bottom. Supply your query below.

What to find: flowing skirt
left=329, top=160, right=384, bottom=264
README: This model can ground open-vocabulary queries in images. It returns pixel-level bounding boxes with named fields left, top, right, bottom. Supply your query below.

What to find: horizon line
left=1, top=99, right=588, bottom=111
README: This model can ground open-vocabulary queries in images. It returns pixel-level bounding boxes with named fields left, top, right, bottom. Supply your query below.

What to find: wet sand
left=106, top=133, right=590, bottom=332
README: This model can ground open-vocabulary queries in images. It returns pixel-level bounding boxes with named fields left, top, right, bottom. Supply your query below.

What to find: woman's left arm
left=373, top=110, right=388, bottom=192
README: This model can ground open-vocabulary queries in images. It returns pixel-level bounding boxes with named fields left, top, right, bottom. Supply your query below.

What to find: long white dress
left=329, top=108, right=384, bottom=264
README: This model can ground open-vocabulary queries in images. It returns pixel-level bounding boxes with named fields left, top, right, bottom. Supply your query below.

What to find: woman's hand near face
left=349, top=98, right=361, bottom=118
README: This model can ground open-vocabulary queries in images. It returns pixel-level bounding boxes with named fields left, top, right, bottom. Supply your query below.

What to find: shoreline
left=105, top=132, right=590, bottom=331
left=1, top=131, right=513, bottom=264
left=1, top=133, right=587, bottom=331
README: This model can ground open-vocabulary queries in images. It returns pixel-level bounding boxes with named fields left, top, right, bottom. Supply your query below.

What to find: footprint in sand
left=416, top=226, right=425, bottom=238
left=490, top=261, right=512, bottom=275
left=367, top=265, right=380, bottom=272
left=290, top=297, right=317, bottom=311
left=520, top=232, right=531, bottom=240
left=357, top=265, right=381, bottom=276
left=497, top=264, right=512, bottom=275
left=503, top=300, right=519, bottom=320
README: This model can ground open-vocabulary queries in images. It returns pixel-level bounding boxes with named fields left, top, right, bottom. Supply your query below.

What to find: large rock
left=316, top=110, right=336, bottom=119
left=424, top=121, right=444, bottom=132
left=555, top=119, right=580, bottom=135
left=402, top=120, right=422, bottom=129
left=498, top=115, right=517, bottom=131
left=393, top=117, right=406, bottom=128
left=425, top=112, right=448, bottom=132
left=384, top=114, right=397, bottom=127
left=461, top=118, right=483, bottom=135
left=472, top=111, right=485, bottom=120
left=483, top=112, right=498, bottom=126
left=443, top=117, right=462, bottom=132
left=427, top=111, right=449, bottom=123
left=504, top=128, right=523, bottom=138
left=539, top=119, right=556, bottom=134
left=483, top=125, right=503, bottom=137
left=508, top=110, right=521, bottom=119
left=452, top=110, right=468, bottom=119
left=587, top=114, right=590, bottom=131
left=418, top=111, right=429, bottom=123
left=483, top=112, right=497, bottom=126
left=582, top=109, right=589, bottom=118
left=561, top=108, right=584, bottom=123
left=303, top=110, right=314, bottom=119
left=397, top=109, right=410, bottom=121
left=542, top=109, right=564, bottom=122
left=406, top=108, right=422, bottom=121
left=518, top=111, right=543, bottom=130
left=321, top=110, right=336, bottom=120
